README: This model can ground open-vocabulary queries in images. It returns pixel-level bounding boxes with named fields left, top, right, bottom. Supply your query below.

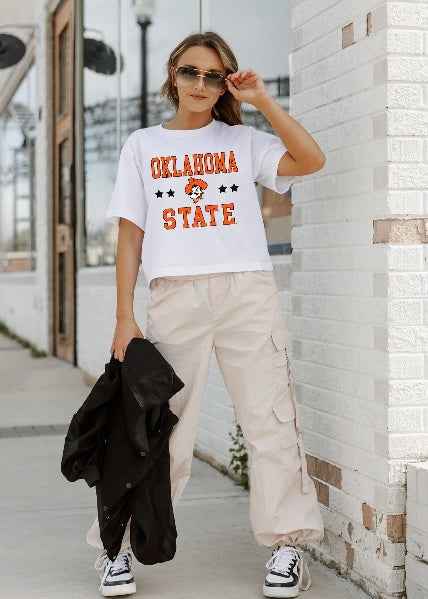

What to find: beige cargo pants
left=87, top=270, right=324, bottom=552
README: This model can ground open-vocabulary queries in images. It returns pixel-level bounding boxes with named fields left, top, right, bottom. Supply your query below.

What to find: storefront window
left=83, top=0, right=292, bottom=266
left=0, top=64, right=36, bottom=272
left=83, top=0, right=139, bottom=266
left=203, top=0, right=293, bottom=254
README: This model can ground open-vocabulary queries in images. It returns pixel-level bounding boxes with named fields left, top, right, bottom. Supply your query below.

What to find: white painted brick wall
left=291, top=0, right=428, bottom=597
left=406, top=462, right=428, bottom=599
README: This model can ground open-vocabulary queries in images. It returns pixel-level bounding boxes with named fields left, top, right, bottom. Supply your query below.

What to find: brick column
left=290, top=1, right=428, bottom=597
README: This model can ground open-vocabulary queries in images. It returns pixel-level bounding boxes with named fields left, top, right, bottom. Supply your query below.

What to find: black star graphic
left=230, top=184, right=239, bottom=192
left=155, top=190, right=163, bottom=198
left=219, top=185, right=227, bottom=193
left=167, top=189, right=175, bottom=197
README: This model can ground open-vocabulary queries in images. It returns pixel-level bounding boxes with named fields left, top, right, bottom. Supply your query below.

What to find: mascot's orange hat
left=185, top=177, right=208, bottom=194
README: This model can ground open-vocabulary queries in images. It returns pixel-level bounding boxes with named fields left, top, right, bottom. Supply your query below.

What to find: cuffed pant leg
left=213, top=270, right=324, bottom=548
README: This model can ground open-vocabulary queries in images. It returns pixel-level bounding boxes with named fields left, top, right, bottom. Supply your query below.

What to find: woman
left=89, top=30, right=325, bottom=598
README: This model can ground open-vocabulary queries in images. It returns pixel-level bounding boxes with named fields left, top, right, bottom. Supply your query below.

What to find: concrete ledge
left=406, top=461, right=428, bottom=598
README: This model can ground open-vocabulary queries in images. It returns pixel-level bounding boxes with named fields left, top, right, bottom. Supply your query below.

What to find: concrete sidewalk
left=0, top=332, right=370, bottom=599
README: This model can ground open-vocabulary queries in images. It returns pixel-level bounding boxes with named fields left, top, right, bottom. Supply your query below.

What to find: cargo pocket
left=270, top=326, right=311, bottom=494
left=272, top=397, right=299, bottom=451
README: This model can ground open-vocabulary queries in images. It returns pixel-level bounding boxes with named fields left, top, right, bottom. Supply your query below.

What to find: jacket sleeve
left=60, top=363, right=120, bottom=487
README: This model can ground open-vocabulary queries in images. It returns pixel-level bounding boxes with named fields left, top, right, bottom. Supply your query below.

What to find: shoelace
left=265, top=545, right=311, bottom=591
left=94, top=549, right=132, bottom=592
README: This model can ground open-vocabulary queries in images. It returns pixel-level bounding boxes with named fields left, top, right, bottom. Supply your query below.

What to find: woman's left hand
left=226, top=69, right=270, bottom=107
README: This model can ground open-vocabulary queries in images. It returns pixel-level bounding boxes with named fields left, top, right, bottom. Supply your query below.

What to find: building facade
left=0, top=1, right=427, bottom=597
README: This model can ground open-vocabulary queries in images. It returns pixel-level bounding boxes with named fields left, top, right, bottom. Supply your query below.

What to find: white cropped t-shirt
left=105, top=118, right=295, bottom=286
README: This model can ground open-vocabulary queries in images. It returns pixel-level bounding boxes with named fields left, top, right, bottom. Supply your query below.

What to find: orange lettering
left=151, top=157, right=161, bottom=179
left=177, top=206, right=192, bottom=228
left=204, top=204, right=219, bottom=226
left=171, top=156, right=182, bottom=177
left=192, top=205, right=207, bottom=227
left=214, top=152, right=227, bottom=173
left=228, top=151, right=238, bottom=173
left=161, top=156, right=172, bottom=178
left=152, top=151, right=238, bottom=178
left=222, top=203, right=236, bottom=225
left=183, top=155, right=193, bottom=176
left=163, top=208, right=176, bottom=229
left=204, top=153, right=214, bottom=174
left=193, top=153, right=204, bottom=175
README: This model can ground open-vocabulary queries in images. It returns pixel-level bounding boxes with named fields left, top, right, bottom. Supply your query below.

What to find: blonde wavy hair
left=160, top=31, right=243, bottom=126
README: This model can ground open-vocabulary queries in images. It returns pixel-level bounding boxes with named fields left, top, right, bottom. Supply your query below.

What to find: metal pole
left=139, top=20, right=150, bottom=129
left=116, top=0, right=122, bottom=158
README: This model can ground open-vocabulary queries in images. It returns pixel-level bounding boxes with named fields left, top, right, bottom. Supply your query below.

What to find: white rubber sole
left=262, top=583, right=300, bottom=598
left=101, top=581, right=137, bottom=596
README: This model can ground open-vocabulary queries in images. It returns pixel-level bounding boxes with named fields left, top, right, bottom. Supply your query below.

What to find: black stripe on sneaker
left=103, top=577, right=135, bottom=587
left=269, top=569, right=297, bottom=579
left=264, top=580, right=298, bottom=588
left=109, top=570, right=131, bottom=577
left=264, top=571, right=298, bottom=587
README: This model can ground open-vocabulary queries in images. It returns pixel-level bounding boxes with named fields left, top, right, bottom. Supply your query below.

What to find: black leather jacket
left=60, top=337, right=183, bottom=563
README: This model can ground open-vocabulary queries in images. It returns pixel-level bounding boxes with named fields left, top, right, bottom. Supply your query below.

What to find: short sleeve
left=250, top=126, right=295, bottom=194
left=105, top=139, right=148, bottom=231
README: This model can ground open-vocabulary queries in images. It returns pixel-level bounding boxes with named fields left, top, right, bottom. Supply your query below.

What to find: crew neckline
left=156, top=118, right=220, bottom=136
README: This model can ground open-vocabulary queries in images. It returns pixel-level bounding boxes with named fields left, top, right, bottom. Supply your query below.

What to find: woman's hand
left=227, top=69, right=326, bottom=177
left=110, top=317, right=144, bottom=362
left=226, top=69, right=271, bottom=108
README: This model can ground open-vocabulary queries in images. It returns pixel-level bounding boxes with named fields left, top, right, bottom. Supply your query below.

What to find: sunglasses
left=174, top=66, right=227, bottom=91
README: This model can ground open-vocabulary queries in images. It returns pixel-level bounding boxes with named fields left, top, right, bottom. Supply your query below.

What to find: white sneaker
left=95, top=548, right=137, bottom=596
left=262, top=545, right=311, bottom=598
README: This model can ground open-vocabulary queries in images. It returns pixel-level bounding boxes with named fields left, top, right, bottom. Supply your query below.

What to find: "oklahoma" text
left=152, top=151, right=239, bottom=179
